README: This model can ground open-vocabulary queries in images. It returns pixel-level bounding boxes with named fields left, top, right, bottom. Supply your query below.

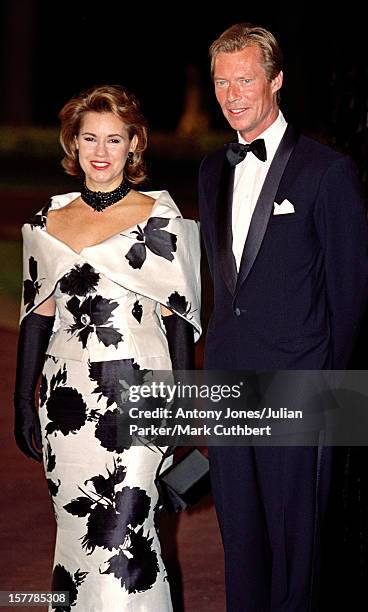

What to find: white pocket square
left=273, top=199, right=295, bottom=215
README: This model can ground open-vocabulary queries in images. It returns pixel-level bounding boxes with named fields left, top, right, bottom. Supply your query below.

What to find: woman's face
left=76, top=111, right=137, bottom=191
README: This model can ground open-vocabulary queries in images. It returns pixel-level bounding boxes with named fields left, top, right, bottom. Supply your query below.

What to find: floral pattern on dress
left=88, top=358, right=149, bottom=411
left=59, top=264, right=100, bottom=297
left=167, top=291, right=196, bottom=319
left=51, top=564, right=88, bottom=612
left=29, top=198, right=52, bottom=230
left=125, top=218, right=177, bottom=269
left=44, top=364, right=97, bottom=437
left=23, top=256, right=43, bottom=312
left=66, top=295, right=123, bottom=349
left=132, top=299, right=143, bottom=323
left=64, top=460, right=160, bottom=592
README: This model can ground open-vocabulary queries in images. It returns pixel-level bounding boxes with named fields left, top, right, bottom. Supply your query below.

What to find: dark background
left=1, top=2, right=367, bottom=195
left=0, top=3, right=366, bottom=132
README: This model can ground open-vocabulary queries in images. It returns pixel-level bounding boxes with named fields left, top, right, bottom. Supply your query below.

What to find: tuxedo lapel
left=216, top=155, right=237, bottom=294
left=235, top=125, right=299, bottom=293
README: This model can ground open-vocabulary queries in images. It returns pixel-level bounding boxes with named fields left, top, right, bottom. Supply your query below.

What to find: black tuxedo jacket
left=199, top=126, right=368, bottom=369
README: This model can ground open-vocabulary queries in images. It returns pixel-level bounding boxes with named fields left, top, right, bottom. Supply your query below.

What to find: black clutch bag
left=155, top=448, right=211, bottom=513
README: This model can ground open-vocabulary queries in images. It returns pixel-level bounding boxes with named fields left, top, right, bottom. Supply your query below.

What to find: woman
left=13, top=84, right=201, bottom=611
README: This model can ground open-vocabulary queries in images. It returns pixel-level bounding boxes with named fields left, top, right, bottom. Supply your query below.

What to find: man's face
left=213, top=45, right=283, bottom=141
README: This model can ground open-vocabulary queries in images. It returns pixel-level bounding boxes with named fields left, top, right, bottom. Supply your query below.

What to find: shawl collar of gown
left=20, top=190, right=201, bottom=338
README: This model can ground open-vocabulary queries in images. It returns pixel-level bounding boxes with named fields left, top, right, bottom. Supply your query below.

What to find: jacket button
left=234, top=307, right=241, bottom=316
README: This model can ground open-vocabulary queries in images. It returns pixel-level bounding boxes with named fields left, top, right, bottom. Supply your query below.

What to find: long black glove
left=14, top=312, right=55, bottom=461
left=160, top=313, right=195, bottom=458
left=162, top=313, right=195, bottom=370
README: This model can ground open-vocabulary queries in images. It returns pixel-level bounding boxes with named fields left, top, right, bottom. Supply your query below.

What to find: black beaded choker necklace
left=81, top=179, right=131, bottom=212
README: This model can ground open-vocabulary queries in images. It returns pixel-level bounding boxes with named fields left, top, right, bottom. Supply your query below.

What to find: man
left=198, top=23, right=368, bottom=611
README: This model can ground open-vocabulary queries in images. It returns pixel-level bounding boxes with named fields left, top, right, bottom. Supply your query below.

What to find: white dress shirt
left=232, top=111, right=288, bottom=270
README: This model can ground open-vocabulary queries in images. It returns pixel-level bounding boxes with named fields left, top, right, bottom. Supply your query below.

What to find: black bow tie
left=225, top=139, right=267, bottom=166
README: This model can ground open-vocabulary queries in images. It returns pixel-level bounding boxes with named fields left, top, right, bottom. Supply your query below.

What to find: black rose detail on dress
left=51, top=564, right=88, bottom=611
left=23, top=256, right=44, bottom=312
left=45, top=364, right=92, bottom=436
left=167, top=291, right=194, bottom=318
left=66, top=295, right=123, bottom=348
left=46, top=386, right=88, bottom=436
left=64, top=461, right=127, bottom=522
left=94, top=408, right=132, bottom=452
left=65, top=469, right=159, bottom=592
left=85, top=462, right=127, bottom=501
left=89, top=358, right=149, bottom=411
left=59, top=264, right=100, bottom=297
left=125, top=218, right=177, bottom=269
left=28, top=199, right=52, bottom=230
left=101, top=527, right=159, bottom=593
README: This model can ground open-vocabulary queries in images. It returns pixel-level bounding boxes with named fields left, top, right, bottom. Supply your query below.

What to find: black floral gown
left=20, top=191, right=201, bottom=611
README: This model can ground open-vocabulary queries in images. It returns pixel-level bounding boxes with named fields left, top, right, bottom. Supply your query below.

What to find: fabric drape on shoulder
left=20, top=190, right=201, bottom=340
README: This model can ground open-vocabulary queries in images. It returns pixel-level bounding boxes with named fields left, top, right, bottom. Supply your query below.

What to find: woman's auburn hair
left=59, top=84, right=148, bottom=185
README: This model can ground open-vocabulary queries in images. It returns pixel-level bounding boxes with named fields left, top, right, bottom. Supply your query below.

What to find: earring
left=127, top=151, right=134, bottom=165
